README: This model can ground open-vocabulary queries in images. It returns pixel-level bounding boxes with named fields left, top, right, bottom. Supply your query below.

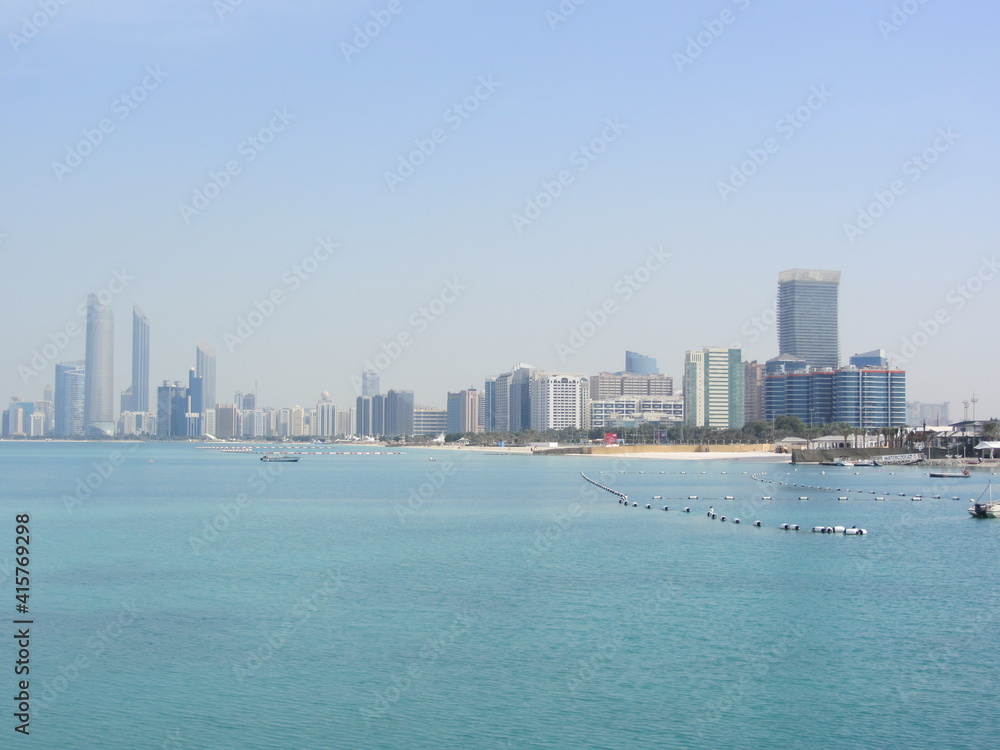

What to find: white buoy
left=799, top=496, right=808, bottom=500
left=653, top=495, right=662, bottom=500
left=689, top=496, right=698, bottom=500
left=844, top=528, right=867, bottom=535
left=662, top=506, right=669, bottom=511
left=733, top=518, right=741, bottom=524
left=838, top=496, right=848, bottom=501
left=645, top=504, right=651, bottom=509
left=833, top=525, right=846, bottom=533
left=724, top=496, right=734, bottom=500
left=683, top=507, right=690, bottom=512
left=632, top=502, right=638, bottom=507
left=753, top=521, right=762, bottom=527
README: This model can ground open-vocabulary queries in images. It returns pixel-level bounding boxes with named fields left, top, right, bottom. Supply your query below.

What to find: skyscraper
left=683, top=347, right=745, bottom=429
left=132, top=305, right=150, bottom=413
left=55, top=361, right=86, bottom=437
left=362, top=369, right=380, bottom=397
left=530, top=373, right=589, bottom=431
left=385, top=389, right=414, bottom=437
left=195, top=341, right=216, bottom=415
left=777, top=269, right=841, bottom=369
left=84, top=293, right=114, bottom=436
left=625, top=351, right=659, bottom=375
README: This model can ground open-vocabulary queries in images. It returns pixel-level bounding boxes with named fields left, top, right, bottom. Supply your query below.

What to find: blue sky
left=3, top=0, right=998, bottom=419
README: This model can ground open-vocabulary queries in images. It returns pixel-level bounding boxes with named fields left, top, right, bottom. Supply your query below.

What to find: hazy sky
left=4, top=0, right=998, bottom=418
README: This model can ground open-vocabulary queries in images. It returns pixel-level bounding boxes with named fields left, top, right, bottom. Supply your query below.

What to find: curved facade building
left=84, top=294, right=115, bottom=436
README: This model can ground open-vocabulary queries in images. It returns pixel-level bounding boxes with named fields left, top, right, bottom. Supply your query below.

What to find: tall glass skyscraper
left=84, top=294, right=115, bottom=436
left=625, top=350, right=659, bottom=375
left=131, top=304, right=150, bottom=413
left=55, top=361, right=86, bottom=437
left=196, top=341, right=216, bottom=414
left=777, top=269, right=841, bottom=369
left=361, top=369, right=380, bottom=397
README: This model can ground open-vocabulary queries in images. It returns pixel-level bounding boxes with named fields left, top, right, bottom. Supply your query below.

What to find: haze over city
left=3, top=0, right=998, bottom=416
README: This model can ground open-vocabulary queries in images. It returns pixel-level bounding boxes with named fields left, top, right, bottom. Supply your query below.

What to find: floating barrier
left=780, top=524, right=800, bottom=530
left=844, top=528, right=867, bottom=535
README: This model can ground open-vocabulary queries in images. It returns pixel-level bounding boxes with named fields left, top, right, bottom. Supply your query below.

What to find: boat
left=261, top=455, right=299, bottom=462
left=930, top=469, right=970, bottom=478
left=969, top=484, right=1000, bottom=518
left=853, top=459, right=876, bottom=467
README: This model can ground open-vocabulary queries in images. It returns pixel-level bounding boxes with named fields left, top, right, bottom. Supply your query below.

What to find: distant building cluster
left=4, top=270, right=921, bottom=440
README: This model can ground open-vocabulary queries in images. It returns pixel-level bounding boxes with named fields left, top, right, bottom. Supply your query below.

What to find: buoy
left=689, top=496, right=698, bottom=500
left=876, top=497, right=884, bottom=501
left=838, top=496, right=848, bottom=501
left=653, top=495, right=662, bottom=500
left=812, top=526, right=826, bottom=533
left=632, top=502, right=638, bottom=507
left=833, top=526, right=846, bottom=533
left=753, top=521, right=762, bottom=527
left=683, top=507, right=691, bottom=512
left=720, top=516, right=727, bottom=522
left=711, top=513, right=717, bottom=519
left=645, top=504, right=651, bottom=509
left=733, top=518, right=741, bottom=524
left=724, top=496, right=734, bottom=500
left=844, top=528, right=866, bottom=535
left=799, top=496, right=808, bottom=500
left=662, top=506, right=669, bottom=511
left=762, top=496, right=771, bottom=500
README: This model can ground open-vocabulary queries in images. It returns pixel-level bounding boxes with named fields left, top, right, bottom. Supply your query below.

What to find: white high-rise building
left=530, top=372, right=589, bottom=431
left=683, top=348, right=744, bottom=429
left=317, top=395, right=336, bottom=437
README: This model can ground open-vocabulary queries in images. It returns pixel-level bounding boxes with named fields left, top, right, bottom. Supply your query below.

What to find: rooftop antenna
left=963, top=400, right=969, bottom=421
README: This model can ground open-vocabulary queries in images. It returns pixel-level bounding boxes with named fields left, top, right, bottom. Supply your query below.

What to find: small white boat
left=969, top=484, right=1000, bottom=518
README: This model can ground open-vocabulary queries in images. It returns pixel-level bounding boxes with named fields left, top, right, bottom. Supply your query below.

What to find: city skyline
left=3, top=2, right=998, bottom=418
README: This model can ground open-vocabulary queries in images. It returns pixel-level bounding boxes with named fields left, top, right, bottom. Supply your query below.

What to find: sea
left=2, top=441, right=999, bottom=749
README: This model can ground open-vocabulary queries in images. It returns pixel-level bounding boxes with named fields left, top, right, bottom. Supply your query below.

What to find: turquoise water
left=2, top=442, right=999, bottom=749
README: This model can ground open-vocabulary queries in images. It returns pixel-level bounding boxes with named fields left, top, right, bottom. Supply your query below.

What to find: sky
left=3, top=0, right=999, bottom=419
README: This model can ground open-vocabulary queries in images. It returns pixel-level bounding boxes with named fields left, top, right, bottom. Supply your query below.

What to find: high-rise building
left=530, top=373, right=590, bottom=431
left=589, top=372, right=673, bottom=399
left=413, top=407, right=448, bottom=436
left=763, top=355, right=906, bottom=428
left=84, top=294, right=114, bottom=436
left=494, top=364, right=535, bottom=432
left=156, top=380, right=189, bottom=438
left=483, top=378, right=496, bottom=432
left=744, top=361, right=765, bottom=423
left=907, top=401, right=950, bottom=427
left=385, top=389, right=414, bottom=437
left=362, top=369, right=380, bottom=397
left=196, top=341, right=216, bottom=419
left=216, top=403, right=239, bottom=438
left=447, top=389, right=480, bottom=434
left=132, top=305, right=150, bottom=413
left=356, top=395, right=385, bottom=437
left=683, top=348, right=745, bottom=429
left=625, top=351, right=659, bottom=375
left=317, top=393, right=336, bottom=438
left=777, top=269, right=840, bottom=369
left=55, top=361, right=86, bottom=437
left=336, top=408, right=355, bottom=437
